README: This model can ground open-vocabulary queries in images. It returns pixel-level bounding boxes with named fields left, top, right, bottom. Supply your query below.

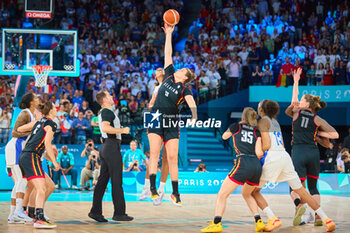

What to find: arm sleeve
left=164, top=64, right=175, bottom=79
left=101, top=109, right=115, bottom=123
left=183, top=87, right=193, bottom=97
left=229, top=123, right=239, bottom=134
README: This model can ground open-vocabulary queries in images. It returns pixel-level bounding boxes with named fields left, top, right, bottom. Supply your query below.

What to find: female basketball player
left=140, top=68, right=169, bottom=204
left=19, top=102, right=61, bottom=229
left=5, top=93, right=40, bottom=223
left=201, top=107, right=265, bottom=233
left=147, top=23, right=197, bottom=206
left=286, top=68, right=339, bottom=226
left=249, top=99, right=336, bottom=232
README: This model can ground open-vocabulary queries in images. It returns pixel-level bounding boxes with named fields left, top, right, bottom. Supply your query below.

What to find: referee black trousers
left=90, top=138, right=126, bottom=216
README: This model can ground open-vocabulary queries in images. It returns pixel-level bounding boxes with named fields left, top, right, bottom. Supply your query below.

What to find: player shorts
left=259, top=150, right=299, bottom=185
left=292, top=144, right=320, bottom=180
left=147, top=126, right=179, bottom=143
left=228, top=155, right=262, bottom=186
left=19, top=152, right=45, bottom=181
left=5, top=137, right=28, bottom=166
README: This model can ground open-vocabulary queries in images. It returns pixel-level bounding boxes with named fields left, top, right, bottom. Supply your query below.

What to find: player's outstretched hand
left=162, top=23, right=175, bottom=35
left=293, top=67, right=302, bottom=82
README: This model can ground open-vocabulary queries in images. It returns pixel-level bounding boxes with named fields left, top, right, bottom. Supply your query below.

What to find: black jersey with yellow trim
left=22, top=117, right=57, bottom=157
left=229, top=123, right=260, bottom=155
left=292, top=109, right=319, bottom=145
left=151, top=64, right=193, bottom=115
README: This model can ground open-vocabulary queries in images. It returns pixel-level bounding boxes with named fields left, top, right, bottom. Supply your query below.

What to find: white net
left=32, top=65, right=52, bottom=87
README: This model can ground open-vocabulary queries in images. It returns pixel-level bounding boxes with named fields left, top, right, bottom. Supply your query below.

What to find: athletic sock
left=150, top=174, right=156, bottom=189
left=294, top=198, right=301, bottom=207
left=263, top=206, right=275, bottom=219
left=28, top=207, right=35, bottom=218
left=159, top=182, right=166, bottom=193
left=254, top=215, right=261, bottom=223
left=171, top=181, right=179, bottom=195
left=214, top=216, right=222, bottom=224
left=9, top=205, right=16, bottom=217
left=35, top=208, right=44, bottom=221
left=143, top=179, right=150, bottom=189
left=315, top=208, right=328, bottom=221
left=15, top=198, right=23, bottom=212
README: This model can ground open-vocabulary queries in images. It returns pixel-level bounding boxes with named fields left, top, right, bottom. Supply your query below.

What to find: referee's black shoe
left=88, top=212, right=108, bottom=222
left=112, top=214, right=134, bottom=221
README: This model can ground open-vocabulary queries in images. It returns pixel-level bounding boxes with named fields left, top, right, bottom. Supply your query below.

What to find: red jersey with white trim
left=151, top=64, right=192, bottom=115
left=229, top=123, right=261, bottom=155
left=292, top=109, right=318, bottom=145
left=22, top=117, right=57, bottom=157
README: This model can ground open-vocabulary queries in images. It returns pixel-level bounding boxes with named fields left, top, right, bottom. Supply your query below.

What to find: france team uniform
left=292, top=109, right=320, bottom=180
left=259, top=116, right=300, bottom=187
left=148, top=64, right=192, bottom=142
left=227, top=123, right=262, bottom=186
left=19, top=117, right=57, bottom=180
left=5, top=108, right=34, bottom=177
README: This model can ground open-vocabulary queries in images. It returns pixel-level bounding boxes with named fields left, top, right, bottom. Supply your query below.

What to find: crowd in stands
left=0, top=0, right=349, bottom=144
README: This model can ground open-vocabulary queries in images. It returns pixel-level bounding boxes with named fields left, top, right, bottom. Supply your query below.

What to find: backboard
left=0, top=28, right=80, bottom=77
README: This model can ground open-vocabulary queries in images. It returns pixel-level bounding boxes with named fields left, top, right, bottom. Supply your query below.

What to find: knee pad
left=16, top=178, right=27, bottom=193
left=307, top=178, right=319, bottom=195
left=11, top=186, right=16, bottom=199
left=288, top=178, right=302, bottom=190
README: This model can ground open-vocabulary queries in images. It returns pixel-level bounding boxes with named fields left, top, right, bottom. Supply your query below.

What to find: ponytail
left=242, top=107, right=258, bottom=127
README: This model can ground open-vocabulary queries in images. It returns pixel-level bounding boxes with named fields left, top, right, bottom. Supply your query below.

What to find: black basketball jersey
left=22, top=117, right=57, bottom=157
left=98, top=108, right=121, bottom=139
left=152, top=65, right=192, bottom=115
left=292, top=109, right=318, bottom=145
left=229, top=123, right=261, bottom=155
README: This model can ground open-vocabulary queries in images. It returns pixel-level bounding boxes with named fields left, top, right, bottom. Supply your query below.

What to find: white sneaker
left=13, top=210, right=33, bottom=224
left=139, top=188, right=150, bottom=200
left=72, top=185, right=78, bottom=190
left=307, top=210, right=315, bottom=223
left=8, top=215, right=23, bottom=224
left=158, top=190, right=165, bottom=202
left=152, top=196, right=162, bottom=206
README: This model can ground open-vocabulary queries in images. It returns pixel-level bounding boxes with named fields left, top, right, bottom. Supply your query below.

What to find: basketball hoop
left=31, top=65, right=52, bottom=87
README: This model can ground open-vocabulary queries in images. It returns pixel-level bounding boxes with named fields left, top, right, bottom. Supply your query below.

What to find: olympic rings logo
left=5, top=64, right=15, bottom=70
left=64, top=65, right=75, bottom=71
left=262, top=181, right=279, bottom=189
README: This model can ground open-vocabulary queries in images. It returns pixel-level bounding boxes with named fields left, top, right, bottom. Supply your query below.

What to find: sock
left=214, top=216, right=222, bottom=224
left=263, top=206, right=275, bottom=219
left=143, top=179, right=150, bottom=189
left=294, top=198, right=301, bottom=207
left=28, top=206, right=35, bottom=218
left=15, top=198, right=23, bottom=212
left=315, top=208, right=328, bottom=221
left=9, top=205, right=16, bottom=217
left=35, top=208, right=44, bottom=221
left=254, top=214, right=261, bottom=223
left=23, top=206, right=27, bottom=212
left=150, top=174, right=156, bottom=189
left=158, top=182, right=166, bottom=193
left=172, top=181, right=179, bottom=195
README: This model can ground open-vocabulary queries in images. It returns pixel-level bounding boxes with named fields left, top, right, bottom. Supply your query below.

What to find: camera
left=88, top=143, right=92, bottom=147
left=92, top=155, right=96, bottom=159
left=198, top=167, right=203, bottom=171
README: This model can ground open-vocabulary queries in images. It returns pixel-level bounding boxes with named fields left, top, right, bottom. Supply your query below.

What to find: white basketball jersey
left=263, top=116, right=285, bottom=151
left=24, top=108, right=34, bottom=122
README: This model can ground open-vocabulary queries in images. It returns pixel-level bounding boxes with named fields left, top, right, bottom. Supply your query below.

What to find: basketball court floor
left=0, top=192, right=349, bottom=233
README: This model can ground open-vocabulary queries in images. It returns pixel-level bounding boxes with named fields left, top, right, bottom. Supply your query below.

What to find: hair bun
left=319, top=101, right=327, bottom=109
left=313, top=96, right=321, bottom=102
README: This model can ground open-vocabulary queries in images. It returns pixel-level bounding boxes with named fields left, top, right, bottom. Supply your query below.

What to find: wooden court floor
left=0, top=194, right=349, bottom=233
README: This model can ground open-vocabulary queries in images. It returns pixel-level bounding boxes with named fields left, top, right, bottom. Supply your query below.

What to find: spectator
left=72, top=90, right=83, bottom=107
left=198, top=70, right=210, bottom=103
left=315, top=63, right=325, bottom=86
left=306, top=64, right=316, bottom=86
left=262, top=65, right=273, bottom=85
left=227, top=56, right=241, bottom=94
left=53, top=145, right=78, bottom=189
left=334, top=61, right=347, bottom=85
left=80, top=149, right=100, bottom=190
left=252, top=65, right=263, bottom=85
left=323, top=63, right=333, bottom=85
left=0, top=107, right=11, bottom=143
left=194, top=163, right=208, bottom=172
left=72, top=111, right=90, bottom=144
left=60, top=113, right=73, bottom=144
left=280, top=57, right=294, bottom=86
left=90, top=113, right=101, bottom=144
left=337, top=153, right=350, bottom=173
left=123, top=140, right=147, bottom=172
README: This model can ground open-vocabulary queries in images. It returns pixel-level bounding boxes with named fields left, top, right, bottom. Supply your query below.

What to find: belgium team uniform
left=292, top=109, right=320, bottom=180
left=148, top=64, right=192, bottom=142
left=227, top=123, right=262, bottom=186
left=19, top=117, right=57, bottom=180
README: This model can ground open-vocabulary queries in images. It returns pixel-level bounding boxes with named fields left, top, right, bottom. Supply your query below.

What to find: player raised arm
left=162, top=23, right=175, bottom=68
left=286, top=67, right=302, bottom=117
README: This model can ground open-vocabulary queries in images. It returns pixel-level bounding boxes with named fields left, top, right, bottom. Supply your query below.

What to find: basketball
left=163, top=9, right=180, bottom=26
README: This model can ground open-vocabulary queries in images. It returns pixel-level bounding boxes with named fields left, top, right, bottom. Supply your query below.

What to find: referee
left=88, top=90, right=133, bottom=222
